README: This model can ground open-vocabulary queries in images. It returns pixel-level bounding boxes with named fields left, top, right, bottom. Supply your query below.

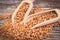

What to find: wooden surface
left=0, top=0, right=60, bottom=40
left=0, top=0, right=60, bottom=13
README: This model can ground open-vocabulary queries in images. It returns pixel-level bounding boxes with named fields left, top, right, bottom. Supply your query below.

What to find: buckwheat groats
left=0, top=20, right=52, bottom=40
left=0, top=8, right=60, bottom=40
left=0, top=13, right=11, bottom=20
left=0, top=7, right=45, bottom=40
left=0, top=8, right=43, bottom=20
left=0, top=4, right=60, bottom=40
left=25, top=11, right=57, bottom=28
left=12, top=3, right=29, bottom=24
left=0, top=20, right=60, bottom=40
left=30, top=8, right=45, bottom=15
left=1, top=0, right=60, bottom=40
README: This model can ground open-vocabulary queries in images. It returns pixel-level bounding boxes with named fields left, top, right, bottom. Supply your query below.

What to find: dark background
left=0, top=0, right=60, bottom=14
left=0, top=0, right=60, bottom=8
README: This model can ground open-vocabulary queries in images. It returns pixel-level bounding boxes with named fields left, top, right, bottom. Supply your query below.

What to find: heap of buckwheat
left=0, top=4, right=60, bottom=40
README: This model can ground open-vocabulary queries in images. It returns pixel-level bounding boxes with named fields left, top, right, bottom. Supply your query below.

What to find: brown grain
left=26, top=11, right=57, bottom=28
left=0, top=4, right=60, bottom=40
